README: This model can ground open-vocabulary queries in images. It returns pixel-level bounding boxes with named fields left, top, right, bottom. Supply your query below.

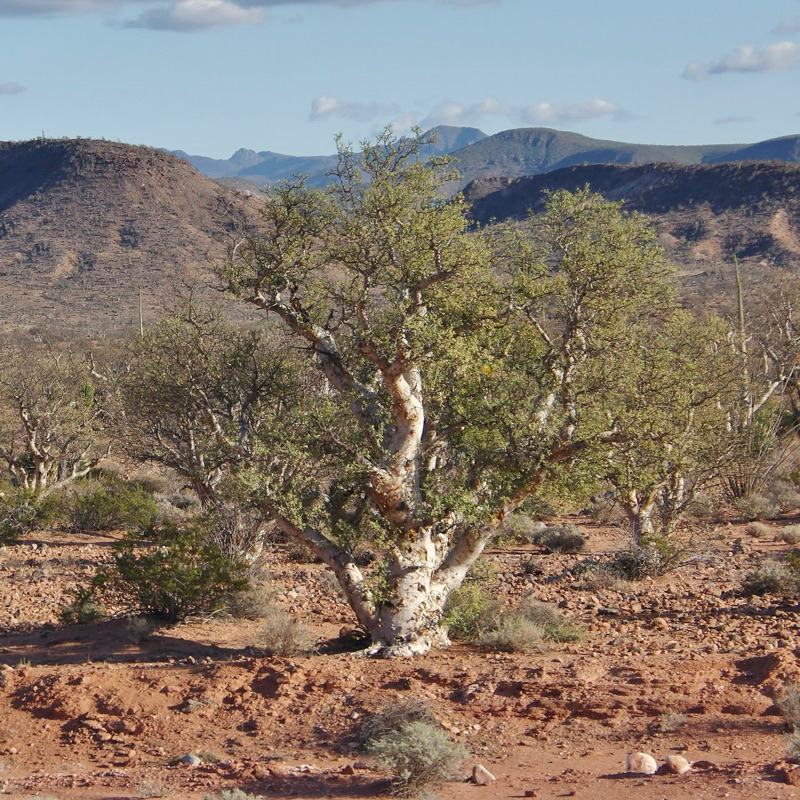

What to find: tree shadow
left=0, top=617, right=251, bottom=666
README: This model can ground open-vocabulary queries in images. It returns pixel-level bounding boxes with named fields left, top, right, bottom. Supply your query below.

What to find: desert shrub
left=126, top=616, right=156, bottom=643
left=740, top=558, right=798, bottom=596
left=203, top=791, right=264, bottom=800
left=65, top=475, right=161, bottom=533
left=356, top=700, right=438, bottom=750
left=167, top=493, right=199, bottom=511
left=788, top=730, right=800, bottom=759
left=684, top=493, right=718, bottom=522
left=442, top=583, right=501, bottom=642
left=225, top=582, right=276, bottom=620
left=658, top=712, right=688, bottom=732
left=746, top=521, right=772, bottom=539
left=607, top=542, right=678, bottom=581
left=767, top=479, right=800, bottom=514
left=516, top=598, right=583, bottom=642
left=778, top=524, right=800, bottom=545
left=478, top=598, right=582, bottom=652
left=536, top=524, right=587, bottom=553
left=0, top=489, right=62, bottom=544
left=495, top=514, right=546, bottom=545
left=478, top=614, right=547, bottom=653
left=779, top=684, right=800, bottom=731
left=92, top=520, right=249, bottom=622
left=257, top=608, right=315, bottom=656
left=732, top=494, right=781, bottom=521
left=58, top=586, right=106, bottom=625
left=357, top=702, right=466, bottom=796
left=367, top=720, right=467, bottom=796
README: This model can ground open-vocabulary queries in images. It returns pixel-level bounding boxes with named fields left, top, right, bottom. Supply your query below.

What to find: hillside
left=464, top=160, right=800, bottom=305
left=0, top=138, right=260, bottom=335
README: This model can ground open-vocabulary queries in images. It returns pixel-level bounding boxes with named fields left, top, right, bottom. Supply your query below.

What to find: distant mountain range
left=0, top=135, right=799, bottom=333
left=172, top=126, right=800, bottom=189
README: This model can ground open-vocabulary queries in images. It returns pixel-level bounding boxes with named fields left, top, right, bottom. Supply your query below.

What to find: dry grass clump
left=478, top=598, right=583, bottom=653
left=732, top=494, right=781, bottom=521
left=225, top=582, right=276, bottom=620
left=778, top=524, right=800, bottom=545
left=741, top=558, right=798, bottom=596
left=257, top=608, right=316, bottom=656
left=746, top=521, right=773, bottom=538
left=535, top=524, right=587, bottom=553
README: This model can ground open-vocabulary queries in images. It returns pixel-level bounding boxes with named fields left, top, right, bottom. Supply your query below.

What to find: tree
left=598, top=312, right=737, bottom=540
left=0, top=343, right=107, bottom=495
left=206, top=130, right=676, bottom=656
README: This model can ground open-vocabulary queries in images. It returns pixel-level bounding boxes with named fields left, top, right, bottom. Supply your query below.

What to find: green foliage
left=0, top=489, right=61, bottom=544
left=442, top=583, right=501, bottom=642
left=93, top=520, right=249, bottom=622
left=356, top=703, right=467, bottom=796
left=58, top=586, right=106, bottom=625
left=65, top=474, right=161, bottom=533
left=478, top=598, right=583, bottom=652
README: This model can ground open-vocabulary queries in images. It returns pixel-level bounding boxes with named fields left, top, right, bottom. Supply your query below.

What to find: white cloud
left=0, top=82, right=26, bottom=94
left=124, top=0, right=264, bottom=30
left=310, top=95, right=401, bottom=122
left=419, top=96, right=626, bottom=127
left=684, top=41, right=800, bottom=80
left=714, top=115, right=754, bottom=125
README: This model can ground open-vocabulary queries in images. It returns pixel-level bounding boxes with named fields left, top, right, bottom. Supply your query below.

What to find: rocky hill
left=464, top=160, right=800, bottom=306
left=0, top=138, right=260, bottom=335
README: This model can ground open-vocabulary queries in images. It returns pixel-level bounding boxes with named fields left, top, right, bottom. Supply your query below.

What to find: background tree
left=0, top=343, right=107, bottom=496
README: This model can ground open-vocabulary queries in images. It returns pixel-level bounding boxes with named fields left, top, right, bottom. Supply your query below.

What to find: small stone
left=626, top=752, right=657, bottom=775
left=180, top=754, right=201, bottom=767
left=472, top=764, right=497, bottom=785
left=663, top=755, right=691, bottom=775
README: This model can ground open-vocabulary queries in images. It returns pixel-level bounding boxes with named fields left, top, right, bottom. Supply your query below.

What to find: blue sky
left=1, top=0, right=799, bottom=157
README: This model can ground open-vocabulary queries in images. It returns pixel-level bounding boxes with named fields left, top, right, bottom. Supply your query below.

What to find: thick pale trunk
left=365, top=557, right=451, bottom=657
left=624, top=505, right=656, bottom=545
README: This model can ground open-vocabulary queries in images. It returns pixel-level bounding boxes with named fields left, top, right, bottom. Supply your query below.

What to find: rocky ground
left=2, top=519, right=800, bottom=799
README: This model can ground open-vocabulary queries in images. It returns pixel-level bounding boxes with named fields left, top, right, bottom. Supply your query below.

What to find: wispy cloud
left=124, top=0, right=264, bottom=30
left=418, top=96, right=627, bottom=127
left=0, top=82, right=26, bottom=94
left=310, top=95, right=401, bottom=122
left=773, top=16, right=800, bottom=34
left=0, top=0, right=499, bottom=18
left=684, top=41, right=800, bottom=80
left=714, top=115, right=754, bottom=125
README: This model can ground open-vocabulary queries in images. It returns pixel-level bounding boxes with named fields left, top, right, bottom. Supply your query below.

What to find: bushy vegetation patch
left=356, top=701, right=466, bottom=796
left=535, top=523, right=587, bottom=553
left=65, top=473, right=161, bottom=533
left=89, top=520, right=249, bottom=622
left=741, top=558, right=798, bottom=596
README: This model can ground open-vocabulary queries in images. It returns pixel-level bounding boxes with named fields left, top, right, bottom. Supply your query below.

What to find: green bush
left=356, top=702, right=466, bottom=796
left=474, top=597, right=582, bottom=652
left=0, top=489, right=62, bottom=544
left=368, top=720, right=466, bottom=796
left=92, top=520, right=249, bottom=622
left=65, top=476, right=161, bottom=533
left=59, top=586, right=106, bottom=625
left=442, top=583, right=501, bottom=642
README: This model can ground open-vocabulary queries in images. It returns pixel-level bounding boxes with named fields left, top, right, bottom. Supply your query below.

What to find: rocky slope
left=0, top=138, right=260, bottom=335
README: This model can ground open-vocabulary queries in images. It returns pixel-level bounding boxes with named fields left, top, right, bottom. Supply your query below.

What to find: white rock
left=626, top=752, right=657, bottom=775
left=180, top=754, right=201, bottom=767
left=472, top=764, right=497, bottom=785
left=664, top=754, right=691, bottom=775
